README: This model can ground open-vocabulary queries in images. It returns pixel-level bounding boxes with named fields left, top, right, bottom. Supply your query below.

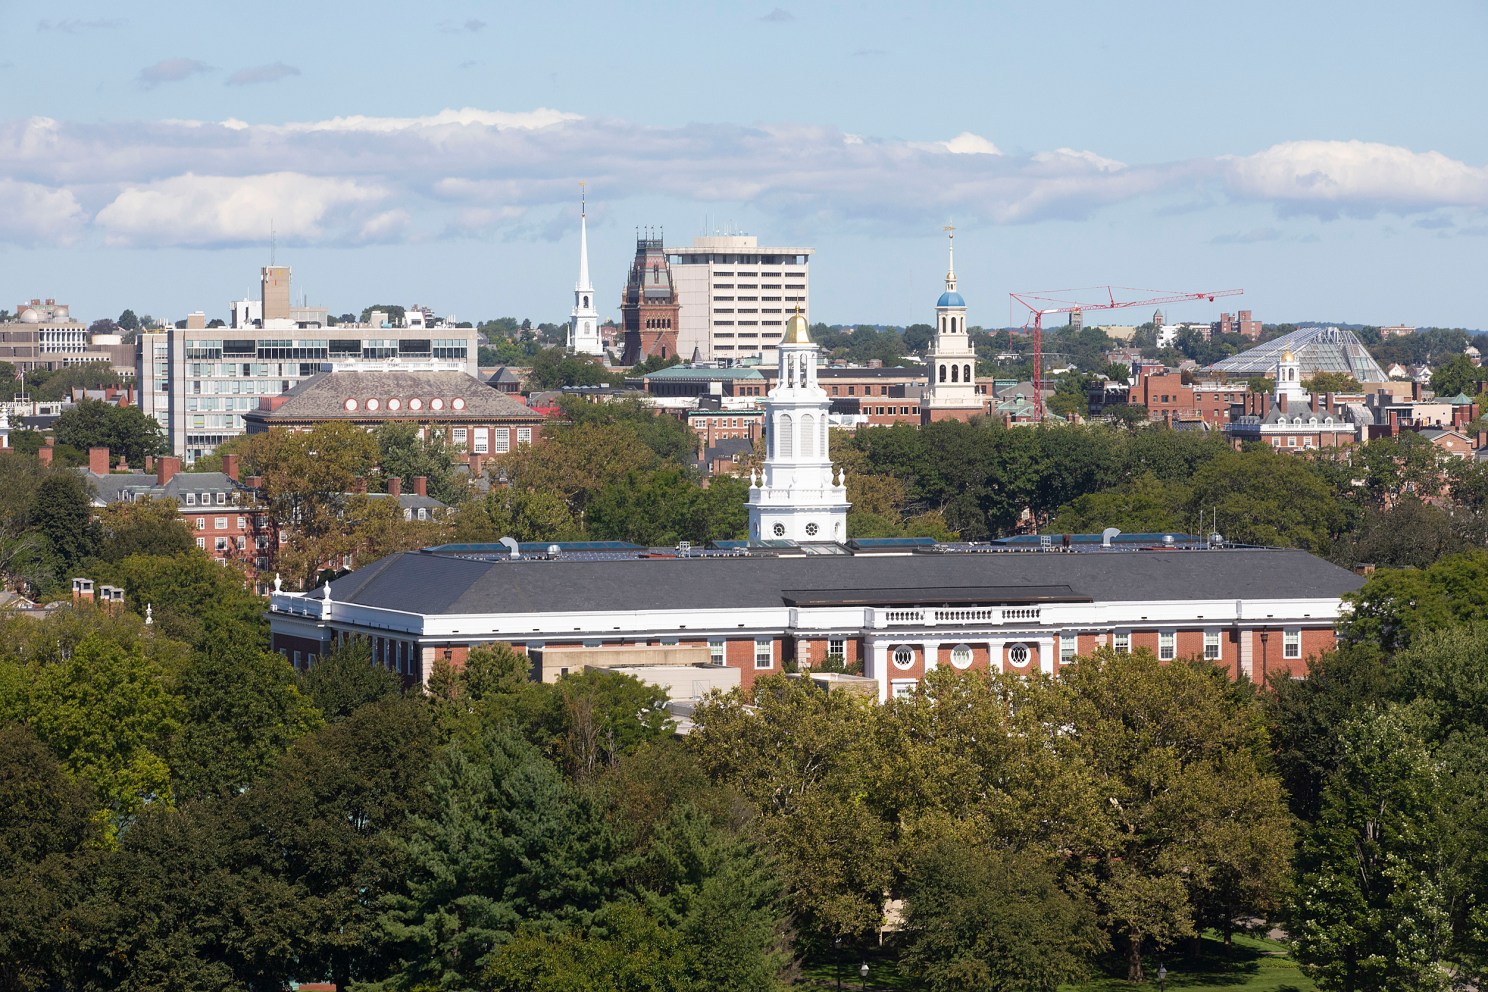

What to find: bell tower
left=921, top=226, right=982, bottom=423
left=747, top=310, right=850, bottom=543
left=568, top=184, right=604, bottom=357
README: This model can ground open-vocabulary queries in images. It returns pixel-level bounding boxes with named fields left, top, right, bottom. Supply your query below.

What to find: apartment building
left=665, top=235, right=813, bottom=364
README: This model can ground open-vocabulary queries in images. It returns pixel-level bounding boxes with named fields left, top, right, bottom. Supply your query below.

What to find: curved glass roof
left=1204, top=326, right=1388, bottom=382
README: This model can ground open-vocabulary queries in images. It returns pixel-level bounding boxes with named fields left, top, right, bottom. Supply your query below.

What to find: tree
left=374, top=421, right=463, bottom=504
left=1292, top=706, right=1453, bottom=992
left=94, top=494, right=195, bottom=561
left=117, top=309, right=140, bottom=332
left=1049, top=472, right=1188, bottom=535
left=1430, top=353, right=1481, bottom=398
left=899, top=837, right=1105, bottom=992
left=1358, top=432, right=1444, bottom=507
left=33, top=471, right=99, bottom=576
left=1303, top=371, right=1363, bottom=393
left=171, top=636, right=323, bottom=800
left=527, top=347, right=614, bottom=390
left=358, top=304, right=406, bottom=326
left=298, top=636, right=403, bottom=721
left=94, top=551, right=266, bottom=648
left=55, top=398, right=168, bottom=468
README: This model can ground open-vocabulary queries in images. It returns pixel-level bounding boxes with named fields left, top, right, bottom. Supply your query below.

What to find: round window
left=950, top=645, right=972, bottom=669
left=1008, top=644, right=1030, bottom=667
left=452, top=397, right=466, bottom=410
left=365, top=398, right=379, bottom=411
left=805, top=522, right=819, bottom=537
left=409, top=398, right=423, bottom=411
left=893, top=646, right=914, bottom=669
left=772, top=523, right=786, bottom=537
left=387, top=398, right=401, bottom=411
left=343, top=398, right=358, bottom=411
left=431, top=398, right=445, bottom=411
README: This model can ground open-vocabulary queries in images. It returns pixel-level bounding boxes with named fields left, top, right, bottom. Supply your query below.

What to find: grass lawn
left=797, top=932, right=1314, bottom=991
left=1065, top=932, right=1316, bottom=992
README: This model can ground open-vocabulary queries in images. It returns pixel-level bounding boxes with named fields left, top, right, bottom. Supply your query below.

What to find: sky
left=1, top=0, right=1486, bottom=332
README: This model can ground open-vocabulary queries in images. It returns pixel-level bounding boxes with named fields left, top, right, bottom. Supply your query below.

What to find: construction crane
left=1008, top=286, right=1245, bottom=419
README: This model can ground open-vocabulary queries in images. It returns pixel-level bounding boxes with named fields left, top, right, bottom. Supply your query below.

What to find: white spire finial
left=943, top=224, right=957, bottom=291
left=576, top=182, right=592, bottom=293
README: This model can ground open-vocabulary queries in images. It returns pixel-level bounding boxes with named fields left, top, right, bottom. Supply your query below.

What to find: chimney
left=387, top=477, right=402, bottom=498
left=223, top=454, right=240, bottom=481
left=145, top=455, right=155, bottom=472
left=156, top=455, right=180, bottom=485
left=352, top=477, right=368, bottom=494
left=412, top=476, right=427, bottom=497
left=37, top=446, right=53, bottom=467
left=245, top=475, right=264, bottom=490
left=88, top=446, right=110, bottom=476
left=71, top=577, right=95, bottom=604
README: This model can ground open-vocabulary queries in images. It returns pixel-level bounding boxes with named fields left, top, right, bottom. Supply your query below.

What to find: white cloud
left=2, top=107, right=1484, bottom=251
left=0, top=179, right=86, bottom=245
left=1227, top=140, right=1488, bottom=215
left=941, top=132, right=1001, bottom=156
left=95, top=173, right=388, bottom=246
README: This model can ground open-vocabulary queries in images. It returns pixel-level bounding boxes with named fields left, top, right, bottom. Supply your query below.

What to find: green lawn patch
left=1064, top=932, right=1315, bottom=992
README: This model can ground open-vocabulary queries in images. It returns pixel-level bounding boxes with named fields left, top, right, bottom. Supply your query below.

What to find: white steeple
left=747, top=310, right=850, bottom=543
left=568, top=183, right=604, bottom=357
left=922, top=226, right=981, bottom=420
left=1274, top=348, right=1306, bottom=407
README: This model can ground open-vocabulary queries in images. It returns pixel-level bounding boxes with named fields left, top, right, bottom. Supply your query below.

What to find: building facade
left=619, top=234, right=681, bottom=365
left=665, top=234, right=813, bottom=364
left=746, top=313, right=850, bottom=542
left=268, top=540, right=1363, bottom=702
left=0, top=299, right=131, bottom=374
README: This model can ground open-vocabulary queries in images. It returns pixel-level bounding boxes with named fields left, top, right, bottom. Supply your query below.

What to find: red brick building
left=620, top=235, right=681, bottom=364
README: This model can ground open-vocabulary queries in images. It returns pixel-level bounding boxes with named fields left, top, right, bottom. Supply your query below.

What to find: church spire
left=576, top=182, right=592, bottom=294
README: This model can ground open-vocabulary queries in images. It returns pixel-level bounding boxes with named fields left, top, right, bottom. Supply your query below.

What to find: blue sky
left=2, top=1, right=1485, bottom=330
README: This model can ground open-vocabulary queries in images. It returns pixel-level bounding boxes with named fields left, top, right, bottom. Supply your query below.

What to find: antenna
left=579, top=179, right=586, bottom=216
left=269, top=221, right=276, bottom=267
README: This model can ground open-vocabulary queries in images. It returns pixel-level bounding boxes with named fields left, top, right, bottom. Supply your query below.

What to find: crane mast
left=1008, top=286, right=1244, bottom=419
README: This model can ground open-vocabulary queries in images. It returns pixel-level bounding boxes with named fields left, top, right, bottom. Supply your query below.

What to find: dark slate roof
left=83, top=469, right=241, bottom=505
left=249, top=370, right=540, bottom=422
left=318, top=546, right=1365, bottom=617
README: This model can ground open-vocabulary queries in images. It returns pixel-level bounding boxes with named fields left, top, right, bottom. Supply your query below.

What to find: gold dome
left=782, top=309, right=811, bottom=344
left=1282, top=349, right=1295, bottom=362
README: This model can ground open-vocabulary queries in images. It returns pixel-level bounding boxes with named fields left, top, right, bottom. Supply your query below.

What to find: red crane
left=1009, top=286, right=1244, bottom=419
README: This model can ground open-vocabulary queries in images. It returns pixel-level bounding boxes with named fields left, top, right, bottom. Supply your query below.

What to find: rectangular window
left=891, top=679, right=916, bottom=699
left=754, top=638, right=772, bottom=669
left=293, top=650, right=302, bottom=668
left=185, top=492, right=196, bottom=506
left=1060, top=636, right=1077, bottom=664
left=196, top=517, right=206, bottom=530
left=472, top=428, right=489, bottom=454
left=215, top=537, right=228, bottom=552
left=709, top=639, right=726, bottom=665
left=828, top=637, right=846, bottom=659
left=215, top=517, right=227, bottom=529
left=196, top=537, right=206, bottom=549
left=1284, top=628, right=1301, bottom=660
left=517, top=427, right=533, bottom=445
left=216, top=492, right=226, bottom=505
left=453, top=427, right=468, bottom=446
left=1204, top=630, right=1222, bottom=660
left=1113, top=630, right=1130, bottom=654
left=495, top=428, right=511, bottom=453
left=1159, top=630, right=1176, bottom=661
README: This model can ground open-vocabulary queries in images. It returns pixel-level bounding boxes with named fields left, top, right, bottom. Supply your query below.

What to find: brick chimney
left=71, top=577, right=95, bottom=604
left=387, top=477, right=402, bottom=497
left=88, top=446, right=110, bottom=476
left=245, top=475, right=263, bottom=490
left=468, top=453, right=484, bottom=477
left=412, top=476, right=427, bottom=497
left=37, top=446, right=53, bottom=467
left=223, top=454, right=240, bottom=481
left=156, top=455, right=180, bottom=485
left=145, top=455, right=155, bottom=472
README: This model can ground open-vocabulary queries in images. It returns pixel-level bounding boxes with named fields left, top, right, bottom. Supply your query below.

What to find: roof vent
left=1164, top=534, right=1175, bottom=546
left=547, top=545, right=561, bottom=556
left=498, top=536, right=521, bottom=559
left=1101, top=527, right=1121, bottom=548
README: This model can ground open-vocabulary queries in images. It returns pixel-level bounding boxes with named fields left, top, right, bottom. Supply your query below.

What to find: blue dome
left=936, top=291, right=965, bottom=308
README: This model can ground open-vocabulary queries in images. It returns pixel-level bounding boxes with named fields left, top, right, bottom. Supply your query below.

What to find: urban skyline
left=1, top=1, right=1485, bottom=329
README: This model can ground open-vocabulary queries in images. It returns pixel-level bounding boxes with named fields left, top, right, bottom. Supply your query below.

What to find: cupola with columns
left=921, top=225, right=983, bottom=423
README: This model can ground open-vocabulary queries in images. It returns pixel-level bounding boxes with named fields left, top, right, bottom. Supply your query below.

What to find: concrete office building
left=0, top=299, right=132, bottom=375
left=140, top=267, right=476, bottom=463
left=665, top=234, right=813, bottom=364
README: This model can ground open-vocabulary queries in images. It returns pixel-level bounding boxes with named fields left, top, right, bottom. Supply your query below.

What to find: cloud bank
left=0, top=108, right=1482, bottom=249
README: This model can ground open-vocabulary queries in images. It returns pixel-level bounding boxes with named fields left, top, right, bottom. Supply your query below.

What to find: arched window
left=779, top=415, right=795, bottom=457
left=964, top=364, right=972, bottom=383
left=801, top=414, right=816, bottom=456
left=939, top=365, right=947, bottom=383
left=951, top=365, right=959, bottom=383
left=582, top=295, right=589, bottom=307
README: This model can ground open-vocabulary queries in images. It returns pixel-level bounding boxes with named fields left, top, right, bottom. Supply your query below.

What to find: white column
left=921, top=639, right=941, bottom=674
left=1037, top=637, right=1056, bottom=676
left=870, top=641, right=891, bottom=702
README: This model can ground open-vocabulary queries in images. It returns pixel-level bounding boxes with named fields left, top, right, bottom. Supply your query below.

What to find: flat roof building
left=665, top=235, right=813, bottom=364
